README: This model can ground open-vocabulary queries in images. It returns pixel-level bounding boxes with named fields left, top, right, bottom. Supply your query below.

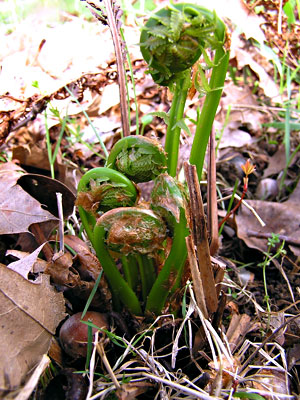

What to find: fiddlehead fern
left=140, top=3, right=229, bottom=179
left=106, top=135, right=167, bottom=183
left=140, top=3, right=226, bottom=87
left=150, top=172, right=188, bottom=234
left=97, top=207, right=167, bottom=257
left=95, top=207, right=167, bottom=304
left=77, top=167, right=138, bottom=216
left=76, top=167, right=138, bottom=249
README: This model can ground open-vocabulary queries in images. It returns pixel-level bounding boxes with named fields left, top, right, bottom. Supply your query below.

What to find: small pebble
left=256, top=178, right=278, bottom=200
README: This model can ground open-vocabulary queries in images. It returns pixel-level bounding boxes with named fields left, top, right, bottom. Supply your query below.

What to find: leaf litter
left=0, top=0, right=299, bottom=398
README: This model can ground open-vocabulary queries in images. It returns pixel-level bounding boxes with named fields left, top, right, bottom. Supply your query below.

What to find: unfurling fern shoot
left=140, top=3, right=229, bottom=179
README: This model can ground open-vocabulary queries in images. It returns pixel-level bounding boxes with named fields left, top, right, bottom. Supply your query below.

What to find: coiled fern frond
left=140, top=3, right=226, bottom=86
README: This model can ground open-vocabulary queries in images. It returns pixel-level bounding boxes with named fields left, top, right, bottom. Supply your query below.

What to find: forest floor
left=0, top=0, right=299, bottom=399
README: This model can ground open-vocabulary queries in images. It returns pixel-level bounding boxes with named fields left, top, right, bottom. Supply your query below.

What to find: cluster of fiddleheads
left=77, top=2, right=229, bottom=317
left=77, top=135, right=188, bottom=315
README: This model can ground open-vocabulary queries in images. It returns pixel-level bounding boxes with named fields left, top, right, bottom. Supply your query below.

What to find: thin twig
left=56, top=192, right=64, bottom=253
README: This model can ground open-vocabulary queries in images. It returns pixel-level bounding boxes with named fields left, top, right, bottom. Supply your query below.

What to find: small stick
left=30, top=223, right=54, bottom=262
left=56, top=192, right=64, bottom=254
left=184, top=162, right=218, bottom=313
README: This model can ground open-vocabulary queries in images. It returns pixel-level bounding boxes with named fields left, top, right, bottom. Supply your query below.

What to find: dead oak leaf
left=0, top=162, right=57, bottom=235
left=0, top=264, right=66, bottom=393
left=6, top=243, right=47, bottom=280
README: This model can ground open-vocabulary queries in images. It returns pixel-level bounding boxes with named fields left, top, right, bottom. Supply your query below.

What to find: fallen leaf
left=234, top=47, right=280, bottom=99
left=236, top=198, right=300, bottom=256
left=99, top=83, right=120, bottom=114
left=220, top=83, right=265, bottom=132
left=13, top=354, right=50, bottom=400
left=0, top=264, right=66, bottom=393
left=196, top=0, right=266, bottom=45
left=6, top=243, right=47, bottom=280
left=226, top=313, right=258, bottom=353
left=251, top=368, right=290, bottom=396
left=262, top=145, right=287, bottom=178
left=216, top=121, right=254, bottom=149
left=64, top=235, right=101, bottom=281
left=45, top=252, right=80, bottom=287
left=115, top=381, right=153, bottom=400
left=0, top=163, right=57, bottom=235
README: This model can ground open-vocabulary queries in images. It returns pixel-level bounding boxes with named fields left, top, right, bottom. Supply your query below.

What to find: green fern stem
left=165, top=71, right=190, bottom=177
left=189, top=47, right=230, bottom=179
left=147, top=173, right=189, bottom=314
left=146, top=208, right=188, bottom=315
left=121, top=255, right=139, bottom=290
left=93, top=223, right=142, bottom=315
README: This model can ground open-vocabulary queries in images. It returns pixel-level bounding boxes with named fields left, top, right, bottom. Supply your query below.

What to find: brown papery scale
left=59, top=311, right=108, bottom=358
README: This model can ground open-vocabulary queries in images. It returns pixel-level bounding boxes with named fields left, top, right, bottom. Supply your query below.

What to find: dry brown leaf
left=251, top=368, right=290, bottom=397
left=236, top=198, right=300, bottom=255
left=6, top=243, right=47, bottom=280
left=220, top=83, right=265, bottom=132
left=0, top=162, right=57, bottom=235
left=45, top=252, right=80, bottom=287
left=115, top=381, right=153, bottom=400
left=0, top=264, right=66, bottom=394
left=64, top=235, right=101, bottom=281
left=234, top=47, right=280, bottom=99
left=226, top=313, right=259, bottom=353
left=262, top=145, right=286, bottom=178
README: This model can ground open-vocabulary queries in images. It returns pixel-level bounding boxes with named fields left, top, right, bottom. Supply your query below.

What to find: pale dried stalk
left=96, top=340, right=120, bottom=389
left=186, top=236, right=208, bottom=319
left=184, top=162, right=218, bottom=313
left=87, top=0, right=130, bottom=137
left=102, top=0, right=129, bottom=137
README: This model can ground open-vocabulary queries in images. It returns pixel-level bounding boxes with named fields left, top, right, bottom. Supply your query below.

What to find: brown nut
left=59, top=311, right=108, bottom=358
